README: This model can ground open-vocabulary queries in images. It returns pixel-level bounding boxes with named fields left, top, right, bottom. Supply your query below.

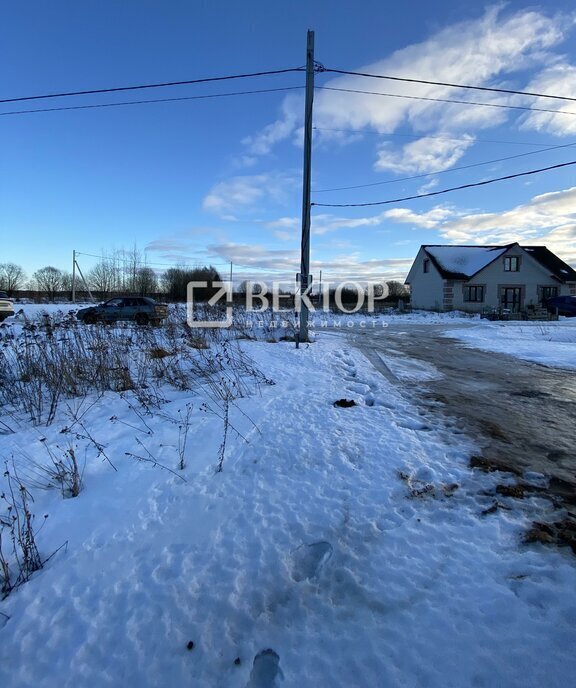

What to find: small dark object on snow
left=234, top=657, right=241, bottom=666
left=442, top=483, right=460, bottom=496
left=333, top=399, right=357, bottom=408
left=186, top=641, right=194, bottom=651
left=481, top=502, right=499, bottom=516
left=481, top=501, right=510, bottom=516
left=525, top=519, right=576, bottom=554
left=496, top=484, right=525, bottom=499
left=469, top=455, right=521, bottom=475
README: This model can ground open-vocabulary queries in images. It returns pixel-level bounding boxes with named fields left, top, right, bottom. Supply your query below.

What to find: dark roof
left=417, top=244, right=576, bottom=282
left=421, top=244, right=514, bottom=280
left=522, top=246, right=576, bottom=282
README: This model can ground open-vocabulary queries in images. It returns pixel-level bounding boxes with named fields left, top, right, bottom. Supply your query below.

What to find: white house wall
left=406, top=247, right=446, bottom=310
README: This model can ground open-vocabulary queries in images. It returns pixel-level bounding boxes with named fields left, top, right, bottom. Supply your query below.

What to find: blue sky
left=2, top=1, right=576, bottom=285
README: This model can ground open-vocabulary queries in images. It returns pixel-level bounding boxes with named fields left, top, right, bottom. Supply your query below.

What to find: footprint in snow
left=290, top=541, right=333, bottom=582
left=246, top=649, right=283, bottom=688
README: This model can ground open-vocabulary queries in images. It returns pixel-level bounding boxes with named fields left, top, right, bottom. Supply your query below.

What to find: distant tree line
left=0, top=254, right=223, bottom=303
left=2, top=255, right=410, bottom=305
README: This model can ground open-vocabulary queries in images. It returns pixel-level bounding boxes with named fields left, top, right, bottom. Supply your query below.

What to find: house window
left=539, top=286, right=558, bottom=302
left=423, top=259, right=430, bottom=273
left=463, top=285, right=485, bottom=302
left=504, top=256, right=519, bottom=272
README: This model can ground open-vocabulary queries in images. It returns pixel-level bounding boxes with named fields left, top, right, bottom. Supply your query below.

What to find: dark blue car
left=76, top=296, right=168, bottom=325
left=545, top=295, right=576, bottom=317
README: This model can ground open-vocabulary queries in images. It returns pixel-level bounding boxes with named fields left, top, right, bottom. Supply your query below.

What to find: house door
left=501, top=287, right=522, bottom=312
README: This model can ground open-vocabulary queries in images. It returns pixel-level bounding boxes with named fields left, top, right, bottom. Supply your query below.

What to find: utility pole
left=71, top=251, right=95, bottom=303
left=298, top=29, right=315, bottom=342
left=72, top=250, right=77, bottom=303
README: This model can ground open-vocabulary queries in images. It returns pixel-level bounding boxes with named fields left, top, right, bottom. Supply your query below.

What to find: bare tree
left=88, top=260, right=118, bottom=297
left=0, top=263, right=26, bottom=294
left=123, top=245, right=141, bottom=293
left=386, top=280, right=410, bottom=304
left=161, top=265, right=222, bottom=302
left=33, top=266, right=65, bottom=301
left=135, top=267, right=157, bottom=295
left=60, top=271, right=73, bottom=297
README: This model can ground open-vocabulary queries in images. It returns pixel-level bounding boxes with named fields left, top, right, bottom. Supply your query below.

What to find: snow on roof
left=424, top=246, right=507, bottom=278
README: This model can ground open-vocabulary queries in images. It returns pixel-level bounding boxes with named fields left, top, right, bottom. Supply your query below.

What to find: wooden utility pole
left=298, top=29, right=315, bottom=342
left=72, top=250, right=77, bottom=303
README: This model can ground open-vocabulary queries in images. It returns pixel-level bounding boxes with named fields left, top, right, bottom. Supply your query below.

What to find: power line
left=323, top=68, right=576, bottom=104
left=0, top=86, right=305, bottom=117
left=316, top=86, right=576, bottom=117
left=75, top=252, right=232, bottom=267
left=311, top=160, right=576, bottom=207
left=0, top=67, right=305, bottom=104
left=312, top=141, right=576, bottom=193
left=76, top=251, right=295, bottom=274
left=312, top=126, right=560, bottom=148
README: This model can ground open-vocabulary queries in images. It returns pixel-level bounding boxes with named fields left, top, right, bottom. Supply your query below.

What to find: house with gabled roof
left=405, top=243, right=576, bottom=312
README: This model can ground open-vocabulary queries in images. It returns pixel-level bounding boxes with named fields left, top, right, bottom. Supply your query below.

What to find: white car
left=0, top=291, right=14, bottom=322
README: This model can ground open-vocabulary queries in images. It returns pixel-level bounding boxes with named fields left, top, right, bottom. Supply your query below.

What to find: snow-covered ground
left=445, top=319, right=576, bottom=370
left=1, top=311, right=575, bottom=688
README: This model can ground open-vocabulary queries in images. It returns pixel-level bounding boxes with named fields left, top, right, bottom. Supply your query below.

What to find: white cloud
left=265, top=212, right=390, bottom=236
left=202, top=172, right=299, bottom=217
left=311, top=212, right=386, bottom=235
left=381, top=186, right=576, bottom=265
left=417, top=178, right=440, bottom=195
left=265, top=206, right=453, bottom=236
left=267, top=217, right=299, bottom=230
left=231, top=155, right=258, bottom=169
left=207, top=241, right=413, bottom=283
left=242, top=93, right=303, bottom=155
left=203, top=176, right=265, bottom=216
left=208, top=242, right=299, bottom=269
left=375, top=135, right=475, bottom=174
left=383, top=206, right=456, bottom=228
left=439, top=185, right=576, bottom=248
left=244, top=6, right=572, bottom=173
left=519, top=63, right=576, bottom=136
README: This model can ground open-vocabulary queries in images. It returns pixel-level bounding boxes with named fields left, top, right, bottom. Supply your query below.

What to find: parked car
left=76, top=297, right=168, bottom=325
left=545, top=295, right=576, bottom=317
left=0, top=292, right=14, bottom=322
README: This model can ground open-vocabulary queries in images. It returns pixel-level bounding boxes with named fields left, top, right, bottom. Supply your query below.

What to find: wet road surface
left=349, top=324, right=576, bottom=513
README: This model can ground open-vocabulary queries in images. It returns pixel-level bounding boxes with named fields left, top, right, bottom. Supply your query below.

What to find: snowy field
left=0, top=307, right=575, bottom=687
left=6, top=301, right=477, bottom=324
left=445, top=319, right=576, bottom=370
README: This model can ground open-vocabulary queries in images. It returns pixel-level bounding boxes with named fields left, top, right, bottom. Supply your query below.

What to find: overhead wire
left=0, top=67, right=305, bottom=104
left=0, top=86, right=305, bottom=117
left=75, top=252, right=295, bottom=274
left=74, top=252, right=232, bottom=268
left=311, top=160, right=576, bottom=207
left=312, top=141, right=576, bottom=193
left=322, top=68, right=576, bottom=104
left=316, top=86, right=576, bottom=117
left=312, top=126, right=561, bottom=148
left=5, top=62, right=575, bottom=217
